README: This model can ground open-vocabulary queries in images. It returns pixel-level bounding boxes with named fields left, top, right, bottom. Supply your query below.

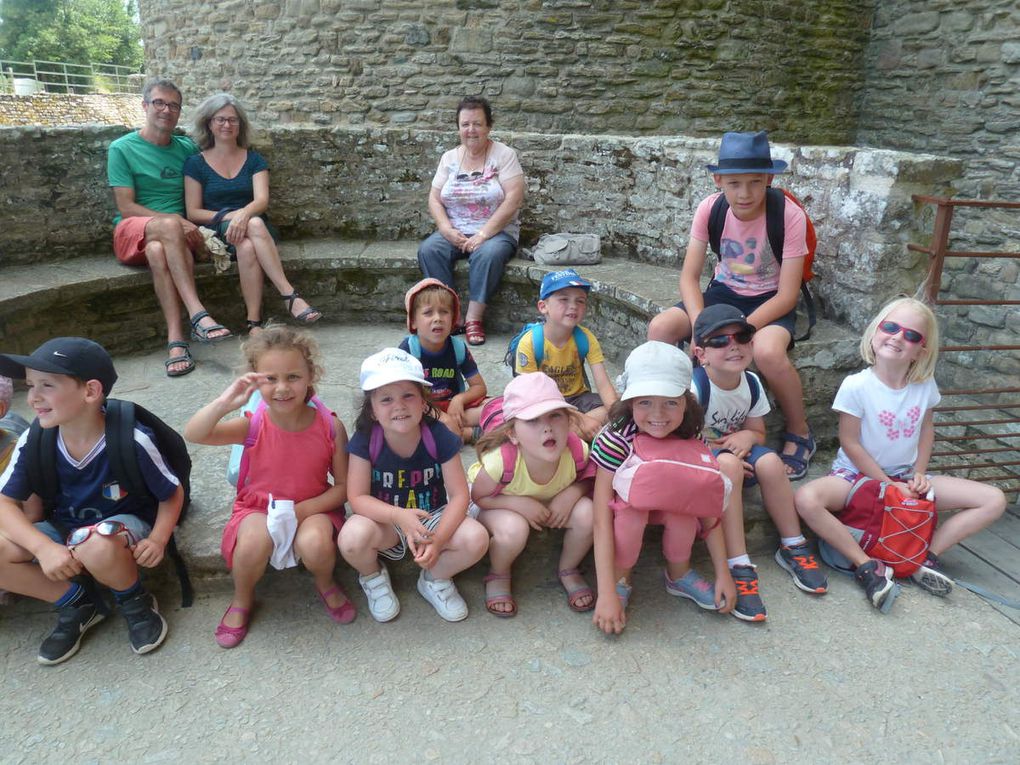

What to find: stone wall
left=0, top=94, right=141, bottom=127
left=137, top=0, right=872, bottom=144
left=0, top=124, right=961, bottom=333
left=856, top=0, right=1020, bottom=392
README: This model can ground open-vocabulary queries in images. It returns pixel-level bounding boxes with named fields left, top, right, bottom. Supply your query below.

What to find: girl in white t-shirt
left=795, top=297, right=1005, bottom=612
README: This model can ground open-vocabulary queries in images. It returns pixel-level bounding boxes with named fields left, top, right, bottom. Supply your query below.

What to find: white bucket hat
left=360, top=348, right=432, bottom=391
left=618, top=341, right=693, bottom=401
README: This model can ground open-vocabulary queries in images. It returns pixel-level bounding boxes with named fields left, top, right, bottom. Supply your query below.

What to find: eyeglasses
left=212, top=116, right=239, bottom=126
left=66, top=520, right=131, bottom=549
left=147, top=98, right=182, bottom=113
left=878, top=320, right=924, bottom=344
left=455, top=171, right=483, bottom=181
left=702, top=330, right=755, bottom=349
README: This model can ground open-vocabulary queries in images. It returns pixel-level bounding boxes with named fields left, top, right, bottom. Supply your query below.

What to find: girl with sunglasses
left=691, top=305, right=828, bottom=624
left=794, top=297, right=1005, bottom=612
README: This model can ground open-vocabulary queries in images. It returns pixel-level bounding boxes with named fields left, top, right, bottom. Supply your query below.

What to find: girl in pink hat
left=468, top=372, right=596, bottom=617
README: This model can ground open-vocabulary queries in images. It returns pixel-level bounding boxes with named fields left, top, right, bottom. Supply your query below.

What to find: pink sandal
left=318, top=585, right=357, bottom=624
left=557, top=568, right=596, bottom=613
left=215, top=606, right=251, bottom=649
left=483, top=572, right=518, bottom=618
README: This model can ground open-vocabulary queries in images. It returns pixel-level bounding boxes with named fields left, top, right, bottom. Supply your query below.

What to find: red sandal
left=464, top=319, right=486, bottom=346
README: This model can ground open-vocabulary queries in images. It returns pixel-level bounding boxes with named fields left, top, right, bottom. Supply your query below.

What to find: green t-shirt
left=107, top=131, right=198, bottom=224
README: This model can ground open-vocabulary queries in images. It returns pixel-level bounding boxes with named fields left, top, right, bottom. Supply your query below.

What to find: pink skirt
left=221, top=501, right=345, bottom=570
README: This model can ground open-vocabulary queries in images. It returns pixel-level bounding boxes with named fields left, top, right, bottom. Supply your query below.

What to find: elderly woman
left=183, top=93, right=320, bottom=332
left=417, top=96, right=525, bottom=345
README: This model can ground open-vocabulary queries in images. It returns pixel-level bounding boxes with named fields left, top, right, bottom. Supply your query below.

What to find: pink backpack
left=612, top=433, right=725, bottom=522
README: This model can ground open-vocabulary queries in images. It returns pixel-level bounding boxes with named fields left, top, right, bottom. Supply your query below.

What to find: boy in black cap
left=691, top=305, right=827, bottom=622
left=0, top=338, right=183, bottom=664
left=648, top=130, right=816, bottom=481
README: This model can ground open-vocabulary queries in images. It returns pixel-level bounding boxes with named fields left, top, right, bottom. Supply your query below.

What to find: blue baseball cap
left=539, top=268, right=592, bottom=300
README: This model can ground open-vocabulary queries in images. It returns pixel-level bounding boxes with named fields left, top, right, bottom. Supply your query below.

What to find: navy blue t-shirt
left=397, top=337, right=480, bottom=406
left=0, top=424, right=180, bottom=529
left=347, top=420, right=461, bottom=512
left=182, top=149, right=268, bottom=212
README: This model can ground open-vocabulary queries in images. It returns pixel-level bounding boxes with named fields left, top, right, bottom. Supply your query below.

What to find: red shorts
left=113, top=216, right=199, bottom=266
left=434, top=397, right=484, bottom=414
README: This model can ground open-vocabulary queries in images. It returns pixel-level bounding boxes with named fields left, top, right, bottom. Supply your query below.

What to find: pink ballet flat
left=318, top=585, right=357, bottom=625
left=215, top=606, right=251, bottom=649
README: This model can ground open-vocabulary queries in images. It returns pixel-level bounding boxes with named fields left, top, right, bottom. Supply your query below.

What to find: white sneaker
left=358, top=563, right=400, bottom=622
left=417, top=570, right=468, bottom=622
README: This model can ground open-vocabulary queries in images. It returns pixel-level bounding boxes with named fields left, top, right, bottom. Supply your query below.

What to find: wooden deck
left=941, top=504, right=1020, bottom=626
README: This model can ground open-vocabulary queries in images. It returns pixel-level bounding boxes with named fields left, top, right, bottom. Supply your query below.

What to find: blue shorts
left=34, top=514, right=153, bottom=546
left=711, top=444, right=776, bottom=471
left=675, top=280, right=797, bottom=346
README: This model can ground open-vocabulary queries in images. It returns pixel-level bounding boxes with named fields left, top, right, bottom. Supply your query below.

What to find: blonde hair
left=411, top=285, right=455, bottom=316
left=241, top=324, right=324, bottom=386
left=859, top=296, right=939, bottom=383
left=474, top=410, right=583, bottom=460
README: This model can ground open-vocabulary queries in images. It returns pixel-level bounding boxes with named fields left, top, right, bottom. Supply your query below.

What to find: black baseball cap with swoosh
left=0, top=337, right=118, bottom=395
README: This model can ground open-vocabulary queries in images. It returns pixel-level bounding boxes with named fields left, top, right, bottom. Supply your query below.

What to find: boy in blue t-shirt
left=0, top=338, right=183, bottom=665
left=399, top=278, right=487, bottom=442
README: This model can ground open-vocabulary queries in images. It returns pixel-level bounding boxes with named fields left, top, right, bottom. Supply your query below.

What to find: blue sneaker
left=730, top=564, right=768, bottom=622
left=664, top=569, right=718, bottom=610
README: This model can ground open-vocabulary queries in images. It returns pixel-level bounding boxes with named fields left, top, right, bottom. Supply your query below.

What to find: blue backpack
left=691, top=366, right=762, bottom=413
left=504, top=321, right=590, bottom=376
left=404, top=334, right=469, bottom=394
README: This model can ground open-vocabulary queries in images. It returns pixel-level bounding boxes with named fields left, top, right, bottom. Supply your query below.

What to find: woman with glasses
left=184, top=93, right=321, bottom=333
left=417, top=96, right=525, bottom=346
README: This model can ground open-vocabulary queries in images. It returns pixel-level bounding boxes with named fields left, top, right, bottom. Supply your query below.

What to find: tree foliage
left=0, top=0, right=142, bottom=68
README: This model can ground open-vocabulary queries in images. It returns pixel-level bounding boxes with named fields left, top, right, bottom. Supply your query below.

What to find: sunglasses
left=455, top=170, right=484, bottom=181
left=66, top=520, right=131, bottom=549
left=878, top=320, right=924, bottom=344
left=701, top=330, right=755, bottom=349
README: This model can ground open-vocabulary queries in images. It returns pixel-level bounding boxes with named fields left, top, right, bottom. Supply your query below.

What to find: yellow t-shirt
left=513, top=325, right=605, bottom=398
left=468, top=441, right=589, bottom=501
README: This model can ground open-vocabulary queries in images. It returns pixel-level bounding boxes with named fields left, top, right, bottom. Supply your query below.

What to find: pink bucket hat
left=404, top=278, right=461, bottom=333
left=501, top=372, right=576, bottom=421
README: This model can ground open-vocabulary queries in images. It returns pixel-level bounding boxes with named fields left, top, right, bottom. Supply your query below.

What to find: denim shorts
left=676, top=280, right=797, bottom=344
left=711, top=444, right=775, bottom=470
left=35, top=514, right=153, bottom=546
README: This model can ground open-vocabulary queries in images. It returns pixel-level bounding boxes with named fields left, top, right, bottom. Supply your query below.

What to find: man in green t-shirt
left=108, top=78, right=232, bottom=378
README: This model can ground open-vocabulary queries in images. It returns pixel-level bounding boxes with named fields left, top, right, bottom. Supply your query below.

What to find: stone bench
left=0, top=237, right=853, bottom=574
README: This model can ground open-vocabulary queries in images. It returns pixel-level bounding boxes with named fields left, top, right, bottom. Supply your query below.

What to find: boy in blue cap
left=648, top=130, right=816, bottom=480
left=514, top=268, right=618, bottom=440
left=0, top=338, right=183, bottom=664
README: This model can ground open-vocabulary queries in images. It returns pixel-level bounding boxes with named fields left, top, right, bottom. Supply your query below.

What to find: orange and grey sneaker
left=775, top=542, right=829, bottom=594
left=730, top=565, right=767, bottom=622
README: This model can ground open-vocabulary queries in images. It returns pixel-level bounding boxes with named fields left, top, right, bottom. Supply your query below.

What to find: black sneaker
left=37, top=599, right=105, bottom=665
left=120, top=591, right=168, bottom=655
left=775, top=543, right=829, bottom=594
left=910, top=553, right=953, bottom=597
left=854, top=559, right=899, bottom=613
left=730, top=565, right=767, bottom=622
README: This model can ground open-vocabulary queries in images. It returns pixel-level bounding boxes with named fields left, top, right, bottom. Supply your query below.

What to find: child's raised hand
left=715, top=569, right=736, bottom=614
left=217, top=373, right=262, bottom=411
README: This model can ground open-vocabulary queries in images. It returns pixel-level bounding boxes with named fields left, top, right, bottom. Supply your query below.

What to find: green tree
left=0, top=0, right=142, bottom=68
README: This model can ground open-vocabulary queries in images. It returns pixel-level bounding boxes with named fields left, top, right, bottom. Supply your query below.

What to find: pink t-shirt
left=431, top=140, right=523, bottom=241
left=690, top=191, right=807, bottom=296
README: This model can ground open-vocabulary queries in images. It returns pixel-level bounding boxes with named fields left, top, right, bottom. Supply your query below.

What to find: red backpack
left=840, top=478, right=937, bottom=578
left=477, top=395, right=591, bottom=496
left=707, top=186, right=818, bottom=340
left=611, top=433, right=725, bottom=529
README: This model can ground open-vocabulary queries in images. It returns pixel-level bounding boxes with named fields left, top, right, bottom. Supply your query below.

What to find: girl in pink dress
left=185, top=326, right=353, bottom=648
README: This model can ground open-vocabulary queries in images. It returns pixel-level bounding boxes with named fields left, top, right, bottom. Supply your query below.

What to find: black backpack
left=23, top=399, right=194, bottom=607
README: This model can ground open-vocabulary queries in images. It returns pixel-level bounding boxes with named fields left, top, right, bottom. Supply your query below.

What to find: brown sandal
left=464, top=319, right=485, bottom=346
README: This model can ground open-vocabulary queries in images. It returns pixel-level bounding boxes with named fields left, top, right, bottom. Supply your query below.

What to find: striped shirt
left=590, top=420, right=640, bottom=472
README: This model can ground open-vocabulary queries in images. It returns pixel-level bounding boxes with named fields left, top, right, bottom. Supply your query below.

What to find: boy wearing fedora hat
left=647, top=130, right=816, bottom=481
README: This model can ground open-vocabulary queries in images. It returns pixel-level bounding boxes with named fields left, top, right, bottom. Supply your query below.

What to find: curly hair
left=606, top=391, right=704, bottom=440
left=240, top=323, right=323, bottom=389
left=191, top=92, right=252, bottom=150
left=353, top=383, right=441, bottom=437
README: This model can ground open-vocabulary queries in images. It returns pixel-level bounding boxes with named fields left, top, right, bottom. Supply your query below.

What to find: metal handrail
left=0, top=58, right=141, bottom=95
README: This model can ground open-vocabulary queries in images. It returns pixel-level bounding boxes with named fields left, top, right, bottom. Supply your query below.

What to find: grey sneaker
left=37, top=599, right=105, bottom=665
left=417, top=570, right=468, bottom=622
left=120, top=591, right=168, bottom=655
left=854, top=559, right=900, bottom=613
left=358, top=563, right=400, bottom=622
left=664, top=568, right=718, bottom=611
left=775, top=543, right=829, bottom=594
left=911, top=553, right=953, bottom=597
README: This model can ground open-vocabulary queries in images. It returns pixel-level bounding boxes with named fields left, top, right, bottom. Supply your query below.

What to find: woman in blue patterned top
left=184, top=93, right=321, bottom=333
